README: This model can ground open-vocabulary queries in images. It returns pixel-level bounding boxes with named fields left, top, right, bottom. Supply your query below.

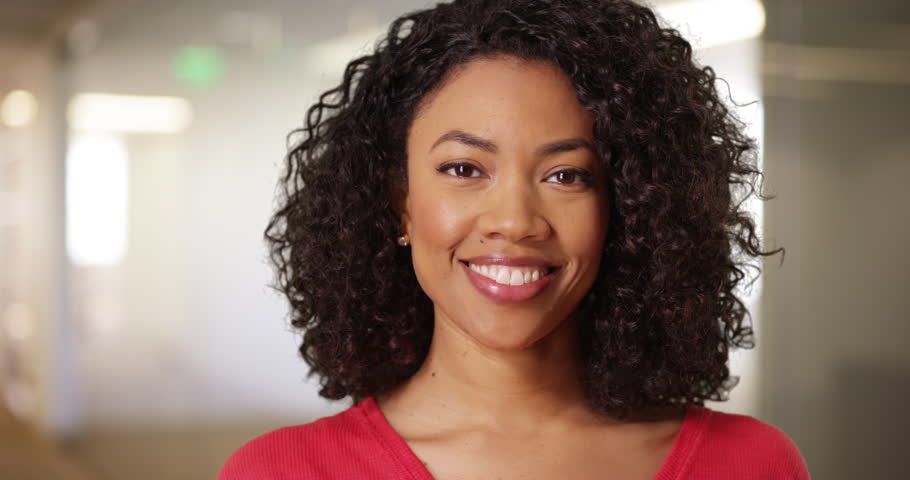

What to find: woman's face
left=402, top=56, right=608, bottom=350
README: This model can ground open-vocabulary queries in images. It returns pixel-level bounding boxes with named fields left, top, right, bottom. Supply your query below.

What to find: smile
left=460, top=257, right=560, bottom=303
left=466, top=263, right=548, bottom=286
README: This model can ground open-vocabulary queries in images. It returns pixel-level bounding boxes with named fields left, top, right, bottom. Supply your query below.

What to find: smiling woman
left=220, top=1, right=809, bottom=479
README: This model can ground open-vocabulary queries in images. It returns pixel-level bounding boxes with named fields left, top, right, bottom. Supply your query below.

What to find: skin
left=380, top=56, right=684, bottom=480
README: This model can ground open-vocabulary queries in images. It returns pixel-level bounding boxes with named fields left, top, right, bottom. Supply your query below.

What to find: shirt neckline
left=356, top=396, right=711, bottom=480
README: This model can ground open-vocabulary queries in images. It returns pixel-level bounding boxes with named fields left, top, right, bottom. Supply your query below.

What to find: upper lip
left=462, top=255, right=557, bottom=268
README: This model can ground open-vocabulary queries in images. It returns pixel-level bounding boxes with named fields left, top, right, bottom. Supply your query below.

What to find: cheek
left=407, top=184, right=474, bottom=292
left=409, top=186, right=469, bottom=249
left=553, top=198, right=608, bottom=271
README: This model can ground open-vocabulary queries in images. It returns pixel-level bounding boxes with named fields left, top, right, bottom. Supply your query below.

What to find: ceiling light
left=1, top=90, right=38, bottom=128
left=656, top=0, right=766, bottom=49
left=67, top=93, right=192, bottom=133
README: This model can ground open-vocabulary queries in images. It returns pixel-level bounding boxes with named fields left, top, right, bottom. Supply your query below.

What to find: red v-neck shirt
left=218, top=397, right=809, bottom=479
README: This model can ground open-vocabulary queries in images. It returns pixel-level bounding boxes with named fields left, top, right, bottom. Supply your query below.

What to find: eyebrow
left=429, top=129, right=595, bottom=156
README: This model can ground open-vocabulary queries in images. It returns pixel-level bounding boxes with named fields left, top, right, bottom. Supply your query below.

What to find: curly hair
left=265, top=0, right=781, bottom=416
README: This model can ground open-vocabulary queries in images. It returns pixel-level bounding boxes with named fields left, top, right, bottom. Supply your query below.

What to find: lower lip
left=462, top=263, right=556, bottom=304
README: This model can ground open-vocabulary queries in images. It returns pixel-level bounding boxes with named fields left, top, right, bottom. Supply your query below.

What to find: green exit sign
left=172, top=46, right=225, bottom=90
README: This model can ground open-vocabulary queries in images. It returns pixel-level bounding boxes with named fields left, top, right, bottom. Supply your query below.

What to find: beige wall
left=758, top=2, right=910, bottom=476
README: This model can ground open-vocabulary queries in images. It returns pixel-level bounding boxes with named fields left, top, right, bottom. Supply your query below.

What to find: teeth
left=496, top=267, right=510, bottom=284
left=468, top=263, right=548, bottom=286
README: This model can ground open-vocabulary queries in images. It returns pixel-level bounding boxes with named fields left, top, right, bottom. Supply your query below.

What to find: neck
left=383, top=309, right=595, bottom=433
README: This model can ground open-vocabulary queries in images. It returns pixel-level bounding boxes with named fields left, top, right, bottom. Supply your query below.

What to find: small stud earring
left=397, top=234, right=410, bottom=247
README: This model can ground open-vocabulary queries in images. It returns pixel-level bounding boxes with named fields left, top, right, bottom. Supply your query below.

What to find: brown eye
left=555, top=171, right=577, bottom=184
left=438, top=162, right=483, bottom=178
left=545, top=168, right=593, bottom=186
left=454, top=164, right=475, bottom=177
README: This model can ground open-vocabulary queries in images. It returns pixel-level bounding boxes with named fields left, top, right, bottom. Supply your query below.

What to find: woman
left=220, top=0, right=809, bottom=478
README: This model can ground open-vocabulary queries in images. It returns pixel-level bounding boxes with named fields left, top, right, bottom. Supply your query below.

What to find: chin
left=457, top=311, right=563, bottom=351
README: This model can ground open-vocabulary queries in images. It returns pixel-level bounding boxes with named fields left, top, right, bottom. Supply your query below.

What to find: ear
left=399, top=192, right=413, bottom=239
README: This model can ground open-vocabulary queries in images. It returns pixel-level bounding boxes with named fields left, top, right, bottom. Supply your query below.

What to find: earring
left=397, top=234, right=410, bottom=247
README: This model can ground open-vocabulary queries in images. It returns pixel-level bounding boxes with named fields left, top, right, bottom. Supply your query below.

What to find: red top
left=219, top=397, right=809, bottom=479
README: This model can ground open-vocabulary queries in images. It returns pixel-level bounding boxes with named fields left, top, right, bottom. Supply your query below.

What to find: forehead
left=408, top=56, right=594, bottom=150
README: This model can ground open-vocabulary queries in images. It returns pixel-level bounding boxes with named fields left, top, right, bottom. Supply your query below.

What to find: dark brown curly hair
left=265, top=0, right=781, bottom=416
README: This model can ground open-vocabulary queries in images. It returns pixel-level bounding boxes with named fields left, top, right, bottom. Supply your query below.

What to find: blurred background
left=0, top=0, right=907, bottom=478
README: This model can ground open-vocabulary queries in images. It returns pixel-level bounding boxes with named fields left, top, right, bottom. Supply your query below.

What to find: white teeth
left=468, top=263, right=548, bottom=286
left=496, top=268, right=510, bottom=284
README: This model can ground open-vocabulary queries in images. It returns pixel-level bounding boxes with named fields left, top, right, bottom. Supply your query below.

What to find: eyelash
left=546, top=169, right=594, bottom=186
left=436, top=161, right=594, bottom=186
left=437, top=162, right=484, bottom=178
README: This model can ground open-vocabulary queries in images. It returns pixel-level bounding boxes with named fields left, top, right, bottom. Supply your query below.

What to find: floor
left=1, top=406, right=286, bottom=480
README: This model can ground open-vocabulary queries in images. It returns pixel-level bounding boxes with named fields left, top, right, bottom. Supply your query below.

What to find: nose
left=476, top=177, right=551, bottom=243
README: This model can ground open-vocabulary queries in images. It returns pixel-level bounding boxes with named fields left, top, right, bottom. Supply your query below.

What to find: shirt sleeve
left=689, top=410, right=811, bottom=479
left=217, top=429, right=286, bottom=480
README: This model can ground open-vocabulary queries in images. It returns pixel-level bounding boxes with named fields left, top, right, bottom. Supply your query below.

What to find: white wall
left=66, top=0, right=434, bottom=426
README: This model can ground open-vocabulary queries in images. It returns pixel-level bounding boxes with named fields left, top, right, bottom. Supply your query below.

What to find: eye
left=545, top=168, right=593, bottom=186
left=437, top=161, right=484, bottom=178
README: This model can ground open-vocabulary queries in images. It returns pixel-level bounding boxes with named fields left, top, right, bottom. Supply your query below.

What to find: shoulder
left=217, top=400, right=377, bottom=480
left=683, top=407, right=810, bottom=479
left=701, top=408, right=796, bottom=447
